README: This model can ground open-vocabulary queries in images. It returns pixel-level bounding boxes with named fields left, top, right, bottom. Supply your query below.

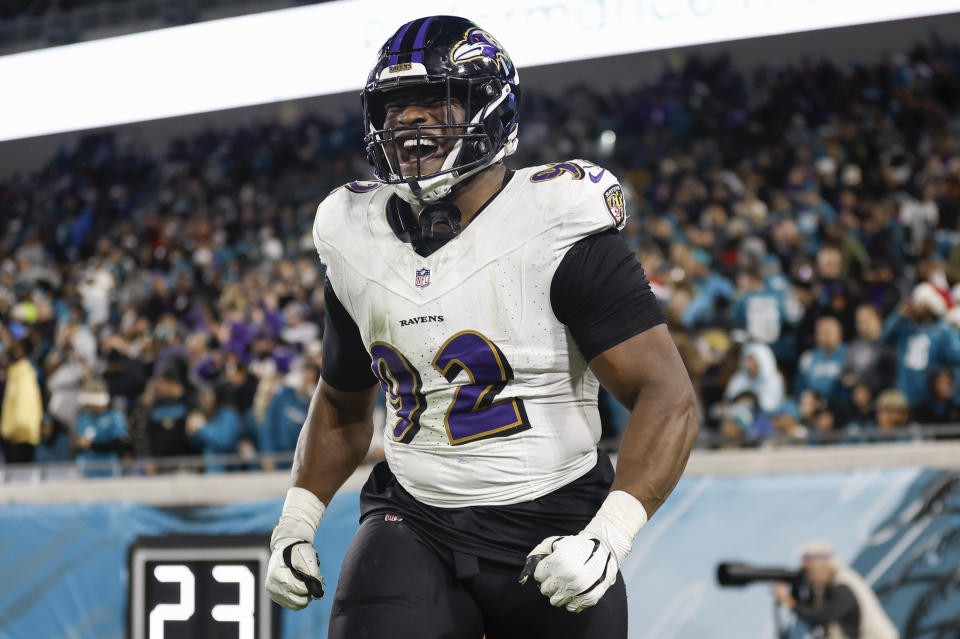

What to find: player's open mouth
left=396, top=137, right=445, bottom=170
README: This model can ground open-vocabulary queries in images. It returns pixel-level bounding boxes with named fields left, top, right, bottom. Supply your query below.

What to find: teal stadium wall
left=1, top=470, right=957, bottom=638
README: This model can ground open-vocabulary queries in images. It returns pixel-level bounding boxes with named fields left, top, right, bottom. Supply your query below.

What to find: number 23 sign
left=129, top=535, right=277, bottom=639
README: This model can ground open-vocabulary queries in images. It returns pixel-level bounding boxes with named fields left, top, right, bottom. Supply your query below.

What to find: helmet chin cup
left=392, top=139, right=462, bottom=203
left=393, top=174, right=455, bottom=204
left=391, top=151, right=498, bottom=204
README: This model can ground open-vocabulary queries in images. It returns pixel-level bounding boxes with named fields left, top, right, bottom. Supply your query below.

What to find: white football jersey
left=313, top=160, right=627, bottom=507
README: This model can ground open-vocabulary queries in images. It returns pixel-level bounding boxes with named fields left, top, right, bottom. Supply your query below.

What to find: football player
left=265, top=15, right=698, bottom=638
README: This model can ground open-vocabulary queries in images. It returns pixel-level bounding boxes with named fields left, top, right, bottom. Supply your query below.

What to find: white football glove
left=265, top=487, right=326, bottom=610
left=519, top=491, right=647, bottom=613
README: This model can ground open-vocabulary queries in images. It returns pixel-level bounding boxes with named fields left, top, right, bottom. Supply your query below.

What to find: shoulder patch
left=603, top=184, right=626, bottom=226
left=344, top=180, right=383, bottom=194
left=530, top=161, right=585, bottom=183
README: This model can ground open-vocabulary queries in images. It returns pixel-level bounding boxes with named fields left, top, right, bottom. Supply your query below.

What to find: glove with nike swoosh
left=519, top=491, right=648, bottom=613
left=265, top=487, right=327, bottom=610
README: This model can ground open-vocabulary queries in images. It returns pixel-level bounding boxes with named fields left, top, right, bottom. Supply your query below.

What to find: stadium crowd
left=3, top=39, right=960, bottom=473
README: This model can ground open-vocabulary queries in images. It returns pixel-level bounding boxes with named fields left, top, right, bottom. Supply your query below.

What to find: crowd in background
left=3, top=38, right=960, bottom=473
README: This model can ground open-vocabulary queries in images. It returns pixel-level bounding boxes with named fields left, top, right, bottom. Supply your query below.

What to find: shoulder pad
left=525, top=160, right=626, bottom=245
left=528, top=160, right=591, bottom=183
left=341, top=180, right=384, bottom=194
left=312, top=182, right=383, bottom=267
left=323, top=180, right=384, bottom=198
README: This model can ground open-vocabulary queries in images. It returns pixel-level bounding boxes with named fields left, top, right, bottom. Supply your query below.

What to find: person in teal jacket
left=186, top=385, right=244, bottom=474
left=75, top=379, right=127, bottom=477
left=732, top=266, right=795, bottom=365
left=682, top=249, right=735, bottom=328
left=882, top=283, right=960, bottom=408
left=794, top=316, right=849, bottom=404
left=258, top=363, right=319, bottom=470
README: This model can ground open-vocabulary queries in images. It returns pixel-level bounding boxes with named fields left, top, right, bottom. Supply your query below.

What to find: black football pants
left=328, top=514, right=627, bottom=639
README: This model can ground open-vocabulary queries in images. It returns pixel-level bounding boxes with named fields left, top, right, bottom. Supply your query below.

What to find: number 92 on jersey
left=128, top=535, right=276, bottom=639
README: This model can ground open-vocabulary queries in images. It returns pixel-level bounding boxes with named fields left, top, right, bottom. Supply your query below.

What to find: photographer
left=772, top=542, right=897, bottom=639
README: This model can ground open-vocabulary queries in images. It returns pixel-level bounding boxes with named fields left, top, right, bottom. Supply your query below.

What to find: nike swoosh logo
left=589, top=169, right=605, bottom=183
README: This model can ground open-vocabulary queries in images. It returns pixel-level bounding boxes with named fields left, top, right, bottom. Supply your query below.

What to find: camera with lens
left=716, top=562, right=804, bottom=587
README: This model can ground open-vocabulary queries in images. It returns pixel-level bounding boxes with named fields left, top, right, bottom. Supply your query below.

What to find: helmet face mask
left=362, top=16, right=520, bottom=203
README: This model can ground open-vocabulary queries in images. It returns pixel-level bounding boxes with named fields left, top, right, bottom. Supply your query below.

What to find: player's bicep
left=589, top=324, right=692, bottom=410
left=317, top=380, right=379, bottom=424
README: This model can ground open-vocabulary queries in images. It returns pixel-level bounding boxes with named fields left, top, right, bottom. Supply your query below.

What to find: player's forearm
left=525, top=349, right=698, bottom=612
left=290, top=382, right=376, bottom=505
left=610, top=380, right=698, bottom=517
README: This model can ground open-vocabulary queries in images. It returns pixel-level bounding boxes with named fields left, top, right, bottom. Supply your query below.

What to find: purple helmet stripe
left=387, top=19, right=415, bottom=66
left=409, top=16, right=434, bottom=64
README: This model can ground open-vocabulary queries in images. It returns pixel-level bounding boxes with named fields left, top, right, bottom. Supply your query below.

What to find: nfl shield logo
left=415, top=267, right=431, bottom=288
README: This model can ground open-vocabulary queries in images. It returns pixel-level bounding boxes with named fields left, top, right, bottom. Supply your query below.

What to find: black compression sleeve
left=550, top=230, right=665, bottom=362
left=321, top=278, right=377, bottom=391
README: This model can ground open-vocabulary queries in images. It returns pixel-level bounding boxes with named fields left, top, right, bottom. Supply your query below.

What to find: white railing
left=3, top=439, right=960, bottom=506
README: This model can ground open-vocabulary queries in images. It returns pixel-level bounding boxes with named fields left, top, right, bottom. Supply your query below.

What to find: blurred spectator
left=35, top=413, right=72, bottom=463
left=770, top=400, right=806, bottom=444
left=808, top=404, right=841, bottom=444
left=77, top=264, right=114, bottom=328
left=223, top=352, right=258, bottom=415
left=74, top=379, right=127, bottom=477
left=666, top=288, right=710, bottom=407
left=816, top=246, right=850, bottom=292
left=862, top=206, right=904, bottom=279
left=732, top=267, right=791, bottom=359
left=723, top=342, right=785, bottom=413
left=729, top=391, right=775, bottom=440
left=186, top=386, right=245, bottom=473
left=280, top=304, right=318, bottom=348
left=946, top=242, right=960, bottom=285
left=914, top=369, right=960, bottom=425
left=718, top=403, right=753, bottom=449
left=821, top=222, right=868, bottom=292
left=101, top=341, right=147, bottom=413
left=862, top=261, right=901, bottom=318
left=794, top=316, right=848, bottom=404
left=875, top=390, right=912, bottom=434
left=798, top=390, right=839, bottom=443
left=899, top=182, right=939, bottom=258
left=1, top=341, right=43, bottom=463
left=881, top=283, right=960, bottom=408
left=259, top=363, right=319, bottom=470
left=141, top=368, right=191, bottom=469
left=682, top=249, right=735, bottom=328
left=845, top=384, right=877, bottom=433
left=44, top=344, right=87, bottom=432
left=841, top=304, right=898, bottom=395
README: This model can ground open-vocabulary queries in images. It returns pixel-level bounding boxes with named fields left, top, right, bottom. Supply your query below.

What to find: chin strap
left=405, top=176, right=423, bottom=198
